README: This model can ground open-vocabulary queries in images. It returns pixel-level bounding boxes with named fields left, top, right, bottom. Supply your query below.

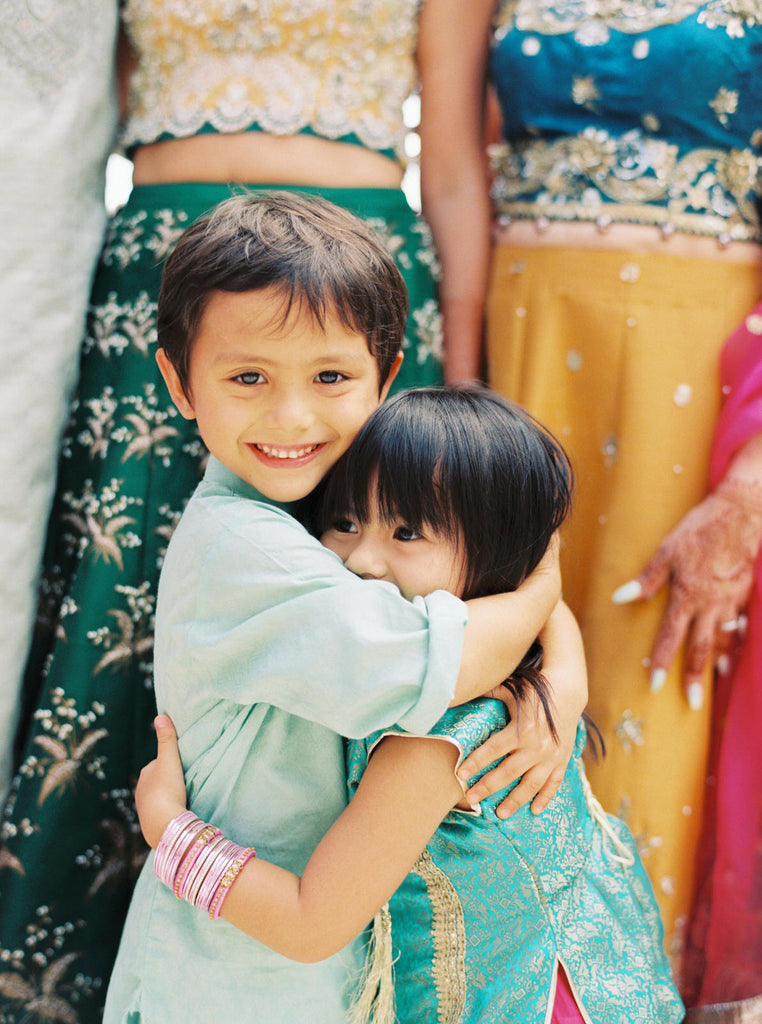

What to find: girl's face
left=321, top=497, right=465, bottom=602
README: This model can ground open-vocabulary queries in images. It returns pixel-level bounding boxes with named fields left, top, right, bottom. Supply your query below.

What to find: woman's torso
left=347, top=706, right=684, bottom=1024
left=488, top=0, right=762, bottom=260
left=121, top=0, right=420, bottom=188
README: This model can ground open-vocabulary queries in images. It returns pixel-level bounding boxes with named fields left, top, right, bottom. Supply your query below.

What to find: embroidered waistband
left=490, top=128, right=762, bottom=243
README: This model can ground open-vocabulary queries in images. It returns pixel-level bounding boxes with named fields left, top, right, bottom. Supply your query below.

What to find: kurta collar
left=203, top=455, right=297, bottom=516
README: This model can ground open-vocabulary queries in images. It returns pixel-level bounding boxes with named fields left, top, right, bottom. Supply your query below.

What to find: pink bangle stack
left=153, top=811, right=256, bottom=920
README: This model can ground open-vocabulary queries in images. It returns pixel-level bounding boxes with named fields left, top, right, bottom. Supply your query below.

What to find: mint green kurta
left=104, top=457, right=467, bottom=1024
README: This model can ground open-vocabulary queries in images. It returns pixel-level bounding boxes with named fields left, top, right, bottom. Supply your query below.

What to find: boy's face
left=158, top=288, right=401, bottom=503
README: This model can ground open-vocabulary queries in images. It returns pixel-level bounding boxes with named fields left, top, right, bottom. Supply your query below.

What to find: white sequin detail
left=522, top=36, right=541, bottom=55
left=566, top=350, right=583, bottom=371
left=746, top=313, right=762, bottom=335
left=633, top=38, right=650, bottom=59
left=660, top=877, right=676, bottom=897
left=602, top=434, right=619, bottom=465
left=673, top=383, right=692, bottom=406
left=620, top=261, right=641, bottom=282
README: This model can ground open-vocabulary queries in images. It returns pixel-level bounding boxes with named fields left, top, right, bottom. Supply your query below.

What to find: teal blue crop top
left=489, top=0, right=762, bottom=242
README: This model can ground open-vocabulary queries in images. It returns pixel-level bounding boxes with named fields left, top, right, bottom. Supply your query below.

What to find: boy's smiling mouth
left=251, top=442, right=323, bottom=461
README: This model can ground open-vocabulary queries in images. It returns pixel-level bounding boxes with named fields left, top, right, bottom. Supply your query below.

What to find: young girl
left=134, top=386, right=684, bottom=1023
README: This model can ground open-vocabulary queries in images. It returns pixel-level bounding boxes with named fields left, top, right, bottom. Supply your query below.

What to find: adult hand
left=612, top=475, right=762, bottom=708
left=135, top=714, right=189, bottom=849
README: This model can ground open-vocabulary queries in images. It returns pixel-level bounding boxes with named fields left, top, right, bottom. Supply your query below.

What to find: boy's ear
left=379, top=350, right=404, bottom=402
left=156, top=349, right=196, bottom=420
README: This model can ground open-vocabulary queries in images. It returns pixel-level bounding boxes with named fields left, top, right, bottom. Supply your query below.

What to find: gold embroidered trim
left=490, top=131, right=762, bottom=242
left=495, top=0, right=762, bottom=37
left=411, top=849, right=467, bottom=1024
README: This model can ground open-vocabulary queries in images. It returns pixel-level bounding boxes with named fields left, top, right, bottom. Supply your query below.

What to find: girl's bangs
left=319, top=404, right=460, bottom=541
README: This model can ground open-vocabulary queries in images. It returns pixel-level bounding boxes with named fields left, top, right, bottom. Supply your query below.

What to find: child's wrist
left=153, top=811, right=256, bottom=919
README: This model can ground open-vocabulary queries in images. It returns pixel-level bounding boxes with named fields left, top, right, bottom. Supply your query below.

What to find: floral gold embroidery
left=490, top=130, right=761, bottom=241
left=410, top=849, right=467, bottom=1024
left=709, top=86, right=739, bottom=126
left=572, top=74, right=600, bottom=109
left=496, top=0, right=762, bottom=38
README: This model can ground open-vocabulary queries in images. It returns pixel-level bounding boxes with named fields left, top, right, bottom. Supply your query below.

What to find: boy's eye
left=316, top=370, right=346, bottom=384
left=332, top=517, right=358, bottom=534
left=233, top=371, right=264, bottom=385
left=394, top=525, right=422, bottom=542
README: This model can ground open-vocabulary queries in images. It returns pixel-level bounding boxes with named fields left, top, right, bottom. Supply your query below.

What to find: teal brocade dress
left=347, top=704, right=685, bottom=1024
left=0, top=182, right=443, bottom=1023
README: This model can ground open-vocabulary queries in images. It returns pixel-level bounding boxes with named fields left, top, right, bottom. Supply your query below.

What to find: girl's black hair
left=309, top=384, right=575, bottom=736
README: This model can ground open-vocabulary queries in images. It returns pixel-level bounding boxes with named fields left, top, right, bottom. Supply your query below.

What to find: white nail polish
left=687, top=683, right=704, bottom=711
left=716, top=654, right=730, bottom=676
left=650, top=668, right=667, bottom=693
left=612, top=580, right=643, bottom=604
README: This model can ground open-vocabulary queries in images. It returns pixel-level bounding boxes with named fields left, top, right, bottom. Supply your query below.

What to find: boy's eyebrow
left=211, top=349, right=373, bottom=369
left=211, top=350, right=266, bottom=367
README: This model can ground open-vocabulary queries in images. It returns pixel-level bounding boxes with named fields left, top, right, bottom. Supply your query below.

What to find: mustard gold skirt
left=487, top=243, right=762, bottom=971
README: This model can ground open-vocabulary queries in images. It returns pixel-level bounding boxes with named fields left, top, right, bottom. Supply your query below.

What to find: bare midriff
left=492, top=218, right=762, bottom=265
left=131, top=131, right=405, bottom=190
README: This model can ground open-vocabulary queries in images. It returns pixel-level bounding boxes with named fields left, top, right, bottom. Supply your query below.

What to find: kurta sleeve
left=347, top=701, right=509, bottom=795
left=165, top=494, right=468, bottom=738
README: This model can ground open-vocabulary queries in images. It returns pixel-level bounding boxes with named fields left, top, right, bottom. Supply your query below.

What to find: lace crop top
left=489, top=0, right=762, bottom=242
left=120, top=0, right=421, bottom=161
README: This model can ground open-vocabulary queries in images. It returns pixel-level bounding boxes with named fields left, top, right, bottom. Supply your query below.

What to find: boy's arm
left=458, top=600, right=587, bottom=816
left=453, top=534, right=561, bottom=705
left=138, top=717, right=463, bottom=962
left=189, top=506, right=560, bottom=740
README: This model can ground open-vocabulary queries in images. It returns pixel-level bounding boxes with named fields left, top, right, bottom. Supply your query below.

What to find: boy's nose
left=264, top=391, right=316, bottom=432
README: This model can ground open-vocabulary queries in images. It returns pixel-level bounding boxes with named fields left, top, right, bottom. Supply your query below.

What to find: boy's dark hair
left=157, top=191, right=409, bottom=395
left=313, top=385, right=575, bottom=737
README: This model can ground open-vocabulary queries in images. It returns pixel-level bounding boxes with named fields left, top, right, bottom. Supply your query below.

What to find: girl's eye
left=394, top=525, right=422, bottom=542
left=332, top=517, right=358, bottom=535
left=316, top=370, right=346, bottom=385
left=233, top=371, right=264, bottom=385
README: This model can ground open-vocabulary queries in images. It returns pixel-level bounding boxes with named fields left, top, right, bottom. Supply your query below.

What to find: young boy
left=104, top=193, right=581, bottom=1024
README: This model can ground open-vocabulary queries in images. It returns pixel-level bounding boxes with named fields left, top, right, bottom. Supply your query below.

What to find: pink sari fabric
left=683, top=303, right=762, bottom=1006
left=550, top=965, right=586, bottom=1024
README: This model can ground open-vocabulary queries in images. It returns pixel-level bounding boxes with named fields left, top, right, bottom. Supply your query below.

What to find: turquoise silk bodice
left=347, top=704, right=684, bottom=1023
left=489, top=0, right=762, bottom=241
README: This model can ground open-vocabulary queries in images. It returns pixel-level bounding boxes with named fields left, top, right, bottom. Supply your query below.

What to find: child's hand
left=457, top=687, right=574, bottom=816
left=136, top=715, right=189, bottom=848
